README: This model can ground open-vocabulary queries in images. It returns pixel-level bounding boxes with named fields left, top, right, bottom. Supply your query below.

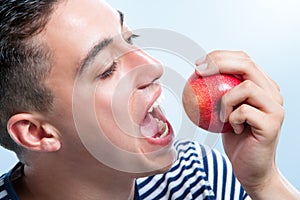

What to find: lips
left=140, top=92, right=174, bottom=146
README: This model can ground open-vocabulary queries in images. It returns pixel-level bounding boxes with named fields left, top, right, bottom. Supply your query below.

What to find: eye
left=125, top=33, right=139, bottom=45
left=98, top=61, right=118, bottom=80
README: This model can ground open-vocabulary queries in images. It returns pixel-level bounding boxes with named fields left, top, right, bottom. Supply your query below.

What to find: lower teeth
left=159, top=125, right=169, bottom=138
left=155, top=119, right=169, bottom=138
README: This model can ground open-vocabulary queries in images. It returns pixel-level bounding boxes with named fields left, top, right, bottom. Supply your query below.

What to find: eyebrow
left=77, top=10, right=124, bottom=76
left=118, top=10, right=124, bottom=27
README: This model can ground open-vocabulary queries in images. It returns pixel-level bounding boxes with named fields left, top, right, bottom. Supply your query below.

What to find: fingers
left=196, top=50, right=257, bottom=76
left=195, top=50, right=283, bottom=105
left=220, top=80, right=279, bottom=121
left=220, top=79, right=284, bottom=136
left=229, top=104, right=284, bottom=138
left=196, top=50, right=285, bottom=136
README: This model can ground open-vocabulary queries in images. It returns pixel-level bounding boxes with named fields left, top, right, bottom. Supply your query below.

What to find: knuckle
left=209, top=50, right=223, bottom=56
left=237, top=50, right=250, bottom=58
left=208, top=50, right=223, bottom=60
left=238, top=104, right=249, bottom=116
left=277, top=106, right=285, bottom=121
left=271, top=78, right=281, bottom=92
left=241, top=79, right=255, bottom=90
left=268, top=106, right=284, bottom=134
left=228, top=112, right=236, bottom=124
left=278, top=95, right=284, bottom=106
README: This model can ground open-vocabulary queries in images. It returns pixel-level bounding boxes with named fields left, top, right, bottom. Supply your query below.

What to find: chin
left=132, top=142, right=176, bottom=178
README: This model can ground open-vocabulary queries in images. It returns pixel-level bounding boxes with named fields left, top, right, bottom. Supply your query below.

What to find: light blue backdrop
left=108, top=0, right=300, bottom=189
left=1, top=0, right=299, bottom=190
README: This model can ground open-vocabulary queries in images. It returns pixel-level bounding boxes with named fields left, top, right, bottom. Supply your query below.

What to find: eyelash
left=125, top=33, right=139, bottom=45
left=98, top=34, right=140, bottom=80
left=98, top=61, right=118, bottom=80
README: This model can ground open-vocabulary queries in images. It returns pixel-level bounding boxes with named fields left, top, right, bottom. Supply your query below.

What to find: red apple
left=182, top=73, right=241, bottom=133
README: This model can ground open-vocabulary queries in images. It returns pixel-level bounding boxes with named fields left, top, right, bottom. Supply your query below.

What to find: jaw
left=135, top=140, right=177, bottom=176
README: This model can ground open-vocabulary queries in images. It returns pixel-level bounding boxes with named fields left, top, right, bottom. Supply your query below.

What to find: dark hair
left=0, top=0, right=59, bottom=156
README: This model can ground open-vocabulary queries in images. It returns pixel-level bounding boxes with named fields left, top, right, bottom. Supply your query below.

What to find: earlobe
left=7, top=113, right=61, bottom=152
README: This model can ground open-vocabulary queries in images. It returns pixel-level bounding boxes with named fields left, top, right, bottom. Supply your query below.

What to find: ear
left=7, top=113, right=61, bottom=152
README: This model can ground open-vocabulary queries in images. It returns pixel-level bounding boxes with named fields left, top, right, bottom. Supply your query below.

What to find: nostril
left=137, top=78, right=160, bottom=90
left=138, top=82, right=152, bottom=90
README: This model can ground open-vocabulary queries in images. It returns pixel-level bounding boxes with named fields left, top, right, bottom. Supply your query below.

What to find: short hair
left=0, top=0, right=59, bottom=157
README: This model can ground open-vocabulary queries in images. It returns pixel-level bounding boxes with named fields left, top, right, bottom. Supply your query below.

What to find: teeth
left=155, top=118, right=169, bottom=138
left=156, top=92, right=165, bottom=105
left=148, top=93, right=165, bottom=113
left=159, top=124, right=169, bottom=138
left=148, top=106, right=154, bottom=113
left=156, top=119, right=165, bottom=129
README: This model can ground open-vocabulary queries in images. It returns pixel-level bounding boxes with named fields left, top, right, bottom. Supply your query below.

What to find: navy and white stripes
left=0, top=176, right=9, bottom=200
left=136, top=140, right=250, bottom=199
left=0, top=140, right=251, bottom=199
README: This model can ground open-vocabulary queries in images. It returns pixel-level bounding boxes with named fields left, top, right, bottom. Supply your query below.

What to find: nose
left=120, top=49, right=163, bottom=89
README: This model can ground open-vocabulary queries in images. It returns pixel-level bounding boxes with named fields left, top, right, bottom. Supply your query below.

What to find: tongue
left=140, top=113, right=158, bottom=138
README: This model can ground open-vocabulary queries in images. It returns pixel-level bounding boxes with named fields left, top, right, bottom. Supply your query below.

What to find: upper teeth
left=148, top=93, right=165, bottom=113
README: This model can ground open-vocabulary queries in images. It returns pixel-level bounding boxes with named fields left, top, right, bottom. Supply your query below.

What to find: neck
left=15, top=159, right=136, bottom=200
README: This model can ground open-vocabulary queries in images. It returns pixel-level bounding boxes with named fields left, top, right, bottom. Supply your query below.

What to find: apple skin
left=182, top=73, right=241, bottom=133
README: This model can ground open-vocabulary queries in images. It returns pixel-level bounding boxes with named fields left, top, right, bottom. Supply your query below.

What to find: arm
left=245, top=170, right=300, bottom=200
left=196, top=50, right=300, bottom=200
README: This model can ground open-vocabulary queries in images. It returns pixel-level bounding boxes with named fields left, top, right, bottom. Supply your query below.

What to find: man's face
left=42, top=0, right=176, bottom=174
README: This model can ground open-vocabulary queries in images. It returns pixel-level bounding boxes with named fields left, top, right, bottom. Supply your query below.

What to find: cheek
left=94, top=88, right=114, bottom=130
left=94, top=89, right=139, bottom=152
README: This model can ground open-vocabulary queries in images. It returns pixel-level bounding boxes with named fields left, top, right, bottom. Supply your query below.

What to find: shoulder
left=0, top=163, right=22, bottom=200
left=136, top=140, right=250, bottom=200
left=136, top=140, right=216, bottom=199
left=0, top=172, right=12, bottom=200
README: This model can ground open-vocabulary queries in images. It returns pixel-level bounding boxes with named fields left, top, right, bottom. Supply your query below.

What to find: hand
left=196, top=50, right=299, bottom=199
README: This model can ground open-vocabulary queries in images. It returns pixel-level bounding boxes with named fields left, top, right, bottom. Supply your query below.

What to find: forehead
left=43, top=0, right=120, bottom=71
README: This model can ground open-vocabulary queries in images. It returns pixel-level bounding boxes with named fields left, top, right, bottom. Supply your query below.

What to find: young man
left=0, top=0, right=299, bottom=199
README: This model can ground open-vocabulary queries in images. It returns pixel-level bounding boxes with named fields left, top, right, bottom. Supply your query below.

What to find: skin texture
left=196, top=51, right=299, bottom=199
left=5, top=0, right=300, bottom=199
left=8, top=0, right=175, bottom=199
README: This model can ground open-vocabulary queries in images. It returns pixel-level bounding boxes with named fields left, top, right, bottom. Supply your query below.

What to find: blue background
left=1, top=0, right=300, bottom=190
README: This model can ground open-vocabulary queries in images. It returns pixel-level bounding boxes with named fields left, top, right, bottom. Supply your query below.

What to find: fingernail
left=197, top=63, right=208, bottom=71
left=220, top=108, right=225, bottom=122
left=233, top=125, right=244, bottom=134
left=195, top=56, right=207, bottom=66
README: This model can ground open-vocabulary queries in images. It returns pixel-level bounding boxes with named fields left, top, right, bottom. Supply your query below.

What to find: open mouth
left=140, top=93, right=174, bottom=145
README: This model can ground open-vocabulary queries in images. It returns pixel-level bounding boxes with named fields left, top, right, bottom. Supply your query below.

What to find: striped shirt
left=135, top=140, right=250, bottom=199
left=0, top=140, right=250, bottom=200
